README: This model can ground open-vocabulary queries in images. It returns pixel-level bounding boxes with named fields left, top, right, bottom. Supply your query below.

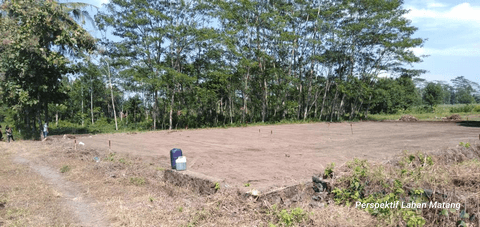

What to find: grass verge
left=326, top=142, right=480, bottom=226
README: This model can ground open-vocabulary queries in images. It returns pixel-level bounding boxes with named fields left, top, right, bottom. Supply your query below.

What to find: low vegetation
left=328, top=143, right=480, bottom=226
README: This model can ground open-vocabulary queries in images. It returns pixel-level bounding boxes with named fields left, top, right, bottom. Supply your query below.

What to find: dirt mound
left=398, top=115, right=418, bottom=121
left=447, top=114, right=461, bottom=120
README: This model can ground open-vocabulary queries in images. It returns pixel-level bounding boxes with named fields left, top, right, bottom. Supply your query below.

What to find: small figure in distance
left=6, top=126, right=14, bottom=143
left=43, top=123, right=49, bottom=139
left=0, top=125, right=3, bottom=141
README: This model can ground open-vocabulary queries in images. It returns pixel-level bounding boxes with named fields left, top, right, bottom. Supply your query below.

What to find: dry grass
left=0, top=138, right=378, bottom=226
left=328, top=142, right=480, bottom=227
left=0, top=143, right=75, bottom=226
left=11, top=138, right=479, bottom=226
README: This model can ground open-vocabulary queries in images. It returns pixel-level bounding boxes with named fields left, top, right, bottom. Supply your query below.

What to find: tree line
left=1, top=0, right=478, bottom=138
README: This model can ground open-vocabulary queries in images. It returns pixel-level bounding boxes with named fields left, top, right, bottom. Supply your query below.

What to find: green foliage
left=268, top=205, right=309, bottom=227
left=450, top=104, right=476, bottom=113
left=331, top=153, right=443, bottom=226
left=106, top=153, right=115, bottom=162
left=423, top=83, right=443, bottom=108
left=459, top=142, right=471, bottom=148
left=0, top=0, right=95, bottom=136
left=244, top=183, right=250, bottom=187
left=60, top=165, right=70, bottom=173
left=324, top=162, right=335, bottom=179
left=129, top=177, right=146, bottom=186
left=473, top=105, right=480, bottom=112
left=371, top=77, right=421, bottom=114
left=214, top=182, right=220, bottom=191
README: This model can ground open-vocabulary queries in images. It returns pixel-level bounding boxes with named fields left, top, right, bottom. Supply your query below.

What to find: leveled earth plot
left=78, top=121, right=479, bottom=192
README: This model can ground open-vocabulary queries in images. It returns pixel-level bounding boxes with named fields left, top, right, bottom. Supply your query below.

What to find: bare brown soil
left=77, top=121, right=480, bottom=192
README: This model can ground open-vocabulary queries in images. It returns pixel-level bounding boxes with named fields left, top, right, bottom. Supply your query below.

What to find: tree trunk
left=304, top=65, right=313, bottom=120
left=106, top=60, right=118, bottom=130
left=169, top=87, right=175, bottom=130
left=153, top=90, right=157, bottom=130
left=242, top=67, right=249, bottom=123
left=337, top=93, right=345, bottom=121
left=90, top=89, right=94, bottom=125
left=262, top=78, right=267, bottom=122
left=330, top=88, right=339, bottom=122
left=43, top=101, right=48, bottom=125
left=320, top=79, right=330, bottom=120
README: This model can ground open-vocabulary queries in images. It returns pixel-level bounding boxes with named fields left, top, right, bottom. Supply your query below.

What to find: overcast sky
left=81, top=0, right=479, bottom=84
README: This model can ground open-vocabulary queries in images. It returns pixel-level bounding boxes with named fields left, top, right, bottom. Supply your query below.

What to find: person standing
left=43, top=123, right=49, bottom=139
left=6, top=126, right=14, bottom=143
left=0, top=125, right=3, bottom=141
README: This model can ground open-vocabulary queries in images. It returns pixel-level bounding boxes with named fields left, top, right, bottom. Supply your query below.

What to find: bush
left=450, top=104, right=475, bottom=113
left=473, top=105, right=480, bottom=112
left=60, top=165, right=70, bottom=173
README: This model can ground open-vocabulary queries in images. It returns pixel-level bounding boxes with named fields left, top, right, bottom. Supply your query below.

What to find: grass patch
left=129, top=177, right=146, bottom=186
left=369, top=104, right=480, bottom=121
left=329, top=144, right=480, bottom=226
left=267, top=205, right=310, bottom=227
left=59, top=165, right=70, bottom=173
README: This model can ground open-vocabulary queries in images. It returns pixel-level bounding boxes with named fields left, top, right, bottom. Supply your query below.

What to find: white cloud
left=406, top=3, right=480, bottom=24
left=427, top=1, right=446, bottom=8
left=410, top=44, right=480, bottom=57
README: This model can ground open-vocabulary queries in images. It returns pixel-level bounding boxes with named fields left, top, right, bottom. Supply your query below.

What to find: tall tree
left=0, top=0, right=95, bottom=137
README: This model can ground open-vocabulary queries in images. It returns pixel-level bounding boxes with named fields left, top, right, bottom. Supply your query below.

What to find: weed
left=129, top=177, right=146, bottom=186
left=244, top=183, right=250, bottom=187
left=106, top=153, right=116, bottom=162
left=459, top=142, right=471, bottom=148
left=268, top=205, right=309, bottom=227
left=214, top=182, right=220, bottom=191
left=332, top=156, right=431, bottom=226
left=178, top=206, right=183, bottom=212
left=60, top=165, right=70, bottom=173
left=324, top=162, right=335, bottom=178
left=119, top=158, right=126, bottom=164
left=155, top=167, right=165, bottom=171
left=149, top=197, right=154, bottom=202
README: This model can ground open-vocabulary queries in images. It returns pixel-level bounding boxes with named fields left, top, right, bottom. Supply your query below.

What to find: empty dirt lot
left=77, top=121, right=479, bottom=192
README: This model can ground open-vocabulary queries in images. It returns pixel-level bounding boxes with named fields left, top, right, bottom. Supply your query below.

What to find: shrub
left=60, top=165, right=70, bottom=173
left=450, top=104, right=475, bottom=113
left=129, top=177, right=146, bottom=186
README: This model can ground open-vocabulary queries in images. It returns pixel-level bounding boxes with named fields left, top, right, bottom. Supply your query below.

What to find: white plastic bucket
left=175, top=156, right=187, bottom=171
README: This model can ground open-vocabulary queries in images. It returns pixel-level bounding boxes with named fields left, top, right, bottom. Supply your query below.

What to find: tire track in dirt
left=13, top=154, right=107, bottom=227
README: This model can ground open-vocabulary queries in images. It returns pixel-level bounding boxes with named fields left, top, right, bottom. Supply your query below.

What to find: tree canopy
left=10, top=0, right=479, bottom=136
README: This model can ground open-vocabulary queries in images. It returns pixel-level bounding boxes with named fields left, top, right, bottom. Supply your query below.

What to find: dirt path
left=13, top=151, right=107, bottom=227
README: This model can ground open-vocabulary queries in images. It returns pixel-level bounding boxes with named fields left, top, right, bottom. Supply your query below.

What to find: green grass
left=129, top=177, right=146, bottom=186
left=368, top=104, right=480, bottom=121
left=59, top=165, right=70, bottom=173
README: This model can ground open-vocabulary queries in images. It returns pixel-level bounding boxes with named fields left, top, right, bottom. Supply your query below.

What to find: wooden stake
left=109, top=140, right=111, bottom=149
left=271, top=130, right=272, bottom=134
left=74, top=139, right=76, bottom=150
left=259, top=129, right=260, bottom=133
left=350, top=123, right=353, bottom=134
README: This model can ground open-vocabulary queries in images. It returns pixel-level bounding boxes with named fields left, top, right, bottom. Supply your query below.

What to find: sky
left=81, top=0, right=479, bottom=85
left=403, top=0, right=480, bottom=84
